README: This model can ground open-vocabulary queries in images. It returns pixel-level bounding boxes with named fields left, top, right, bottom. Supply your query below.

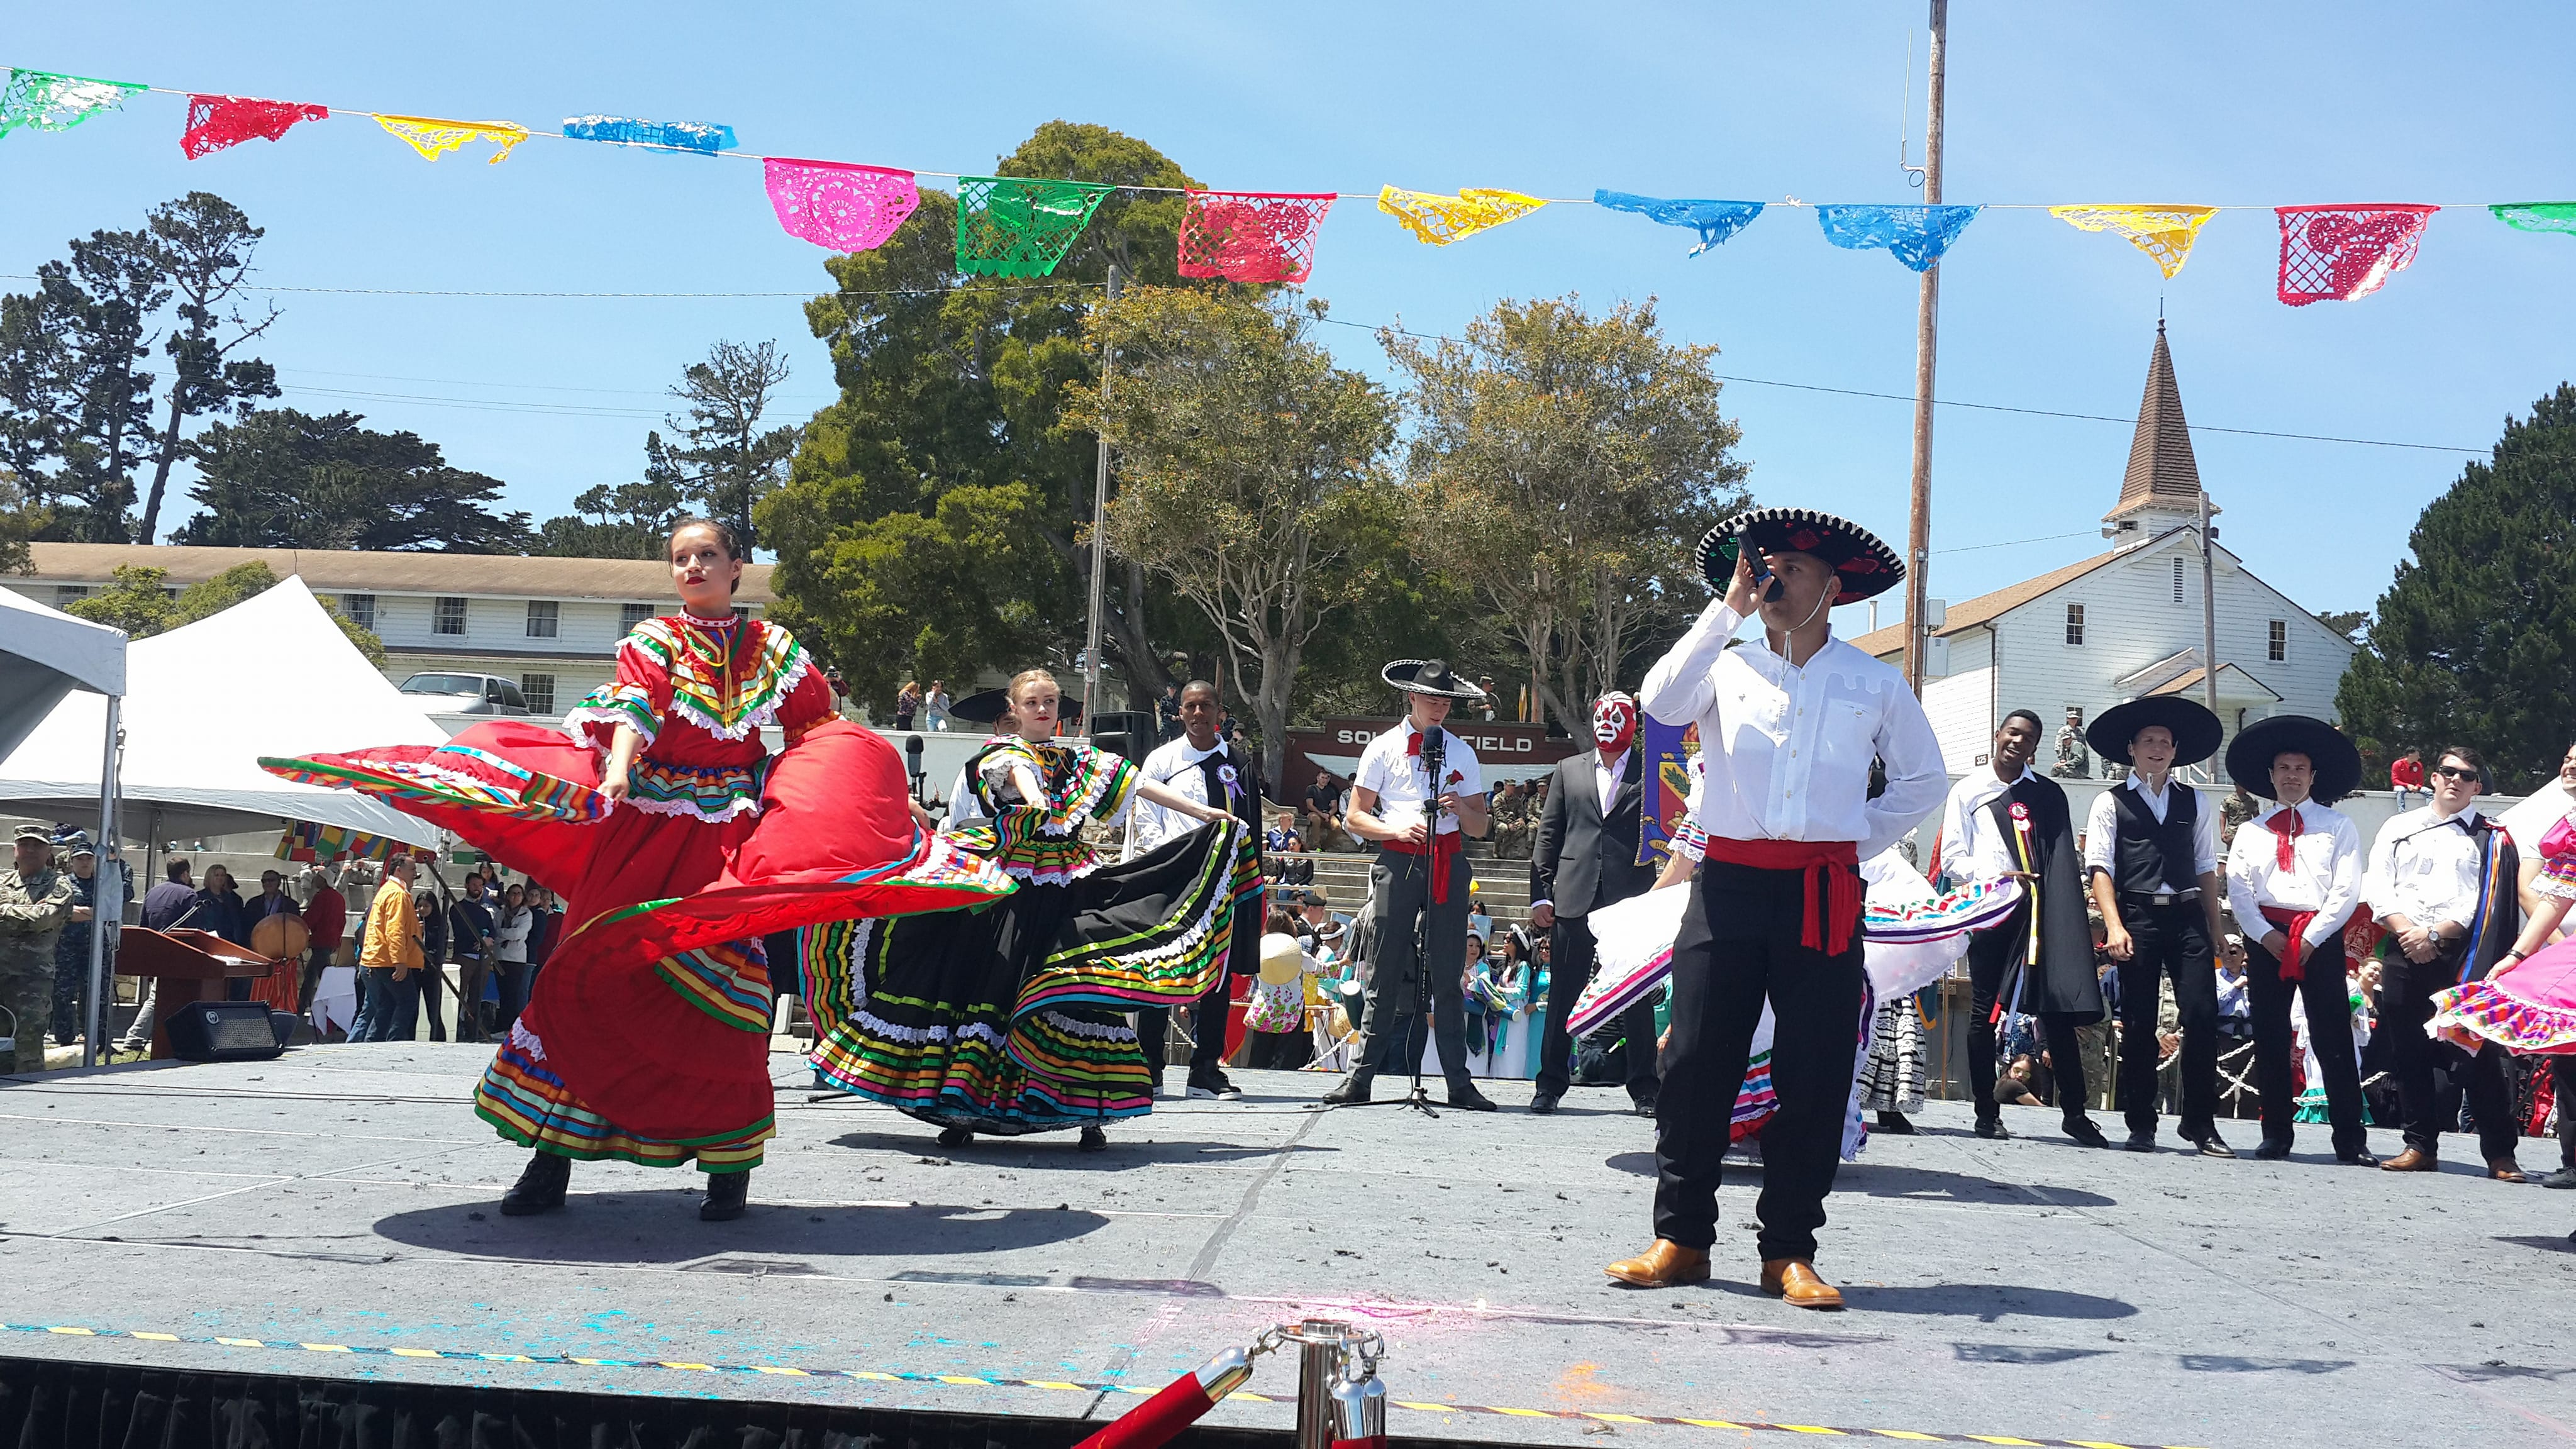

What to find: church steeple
left=2104, top=318, right=2211, bottom=536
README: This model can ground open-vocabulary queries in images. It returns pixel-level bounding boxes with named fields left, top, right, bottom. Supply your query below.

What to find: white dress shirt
left=1353, top=721, right=1483, bottom=836
left=2363, top=804, right=2489, bottom=930
left=2223, top=799, right=2363, bottom=947
left=2082, top=772, right=2221, bottom=891
left=1593, top=748, right=1628, bottom=815
left=1127, top=736, right=1243, bottom=856
left=1936, top=765, right=2035, bottom=887
left=1638, top=597, right=1946, bottom=860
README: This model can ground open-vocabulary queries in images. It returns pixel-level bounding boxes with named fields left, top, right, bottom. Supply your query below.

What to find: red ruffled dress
left=264, top=613, right=1012, bottom=1172
left=2429, top=806, right=2576, bottom=1054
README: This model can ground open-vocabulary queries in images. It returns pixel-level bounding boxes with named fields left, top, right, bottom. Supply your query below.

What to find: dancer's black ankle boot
left=500, top=1151, right=570, bottom=1216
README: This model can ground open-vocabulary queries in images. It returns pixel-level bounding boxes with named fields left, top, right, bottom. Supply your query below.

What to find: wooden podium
left=117, top=927, right=279, bottom=1060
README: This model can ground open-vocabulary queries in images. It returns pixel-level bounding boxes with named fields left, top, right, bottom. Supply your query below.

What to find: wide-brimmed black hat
left=1696, top=507, right=1905, bottom=606
left=2086, top=696, right=2223, bottom=769
left=1382, top=658, right=1485, bottom=701
left=945, top=687, right=1082, bottom=727
left=2225, top=714, right=2362, bottom=803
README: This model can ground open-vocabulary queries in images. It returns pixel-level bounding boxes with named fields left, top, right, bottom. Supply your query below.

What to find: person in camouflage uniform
left=1, top=824, right=77, bottom=1072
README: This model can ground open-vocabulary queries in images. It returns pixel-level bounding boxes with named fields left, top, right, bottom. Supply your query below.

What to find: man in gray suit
left=1529, top=692, right=1661, bottom=1116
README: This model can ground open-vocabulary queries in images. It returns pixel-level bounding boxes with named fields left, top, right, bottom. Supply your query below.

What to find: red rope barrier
left=1070, top=1348, right=1253, bottom=1449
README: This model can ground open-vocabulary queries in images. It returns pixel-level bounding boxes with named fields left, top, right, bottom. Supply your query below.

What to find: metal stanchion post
left=1290, top=1318, right=1347, bottom=1449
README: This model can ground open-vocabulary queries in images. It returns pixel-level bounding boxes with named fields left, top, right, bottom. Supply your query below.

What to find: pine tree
left=2337, top=384, right=2576, bottom=790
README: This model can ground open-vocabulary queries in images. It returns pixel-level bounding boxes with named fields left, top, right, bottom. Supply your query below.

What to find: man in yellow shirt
left=357, top=857, right=424, bottom=1041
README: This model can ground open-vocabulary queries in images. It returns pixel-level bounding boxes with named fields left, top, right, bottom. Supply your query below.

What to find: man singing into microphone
left=1607, top=509, right=1945, bottom=1307
left=1322, top=660, right=1495, bottom=1111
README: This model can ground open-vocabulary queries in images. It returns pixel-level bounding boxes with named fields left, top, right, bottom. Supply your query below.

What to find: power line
left=1320, top=314, right=2484, bottom=455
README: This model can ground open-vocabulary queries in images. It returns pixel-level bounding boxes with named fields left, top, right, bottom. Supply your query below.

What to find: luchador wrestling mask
left=1592, top=693, right=1638, bottom=755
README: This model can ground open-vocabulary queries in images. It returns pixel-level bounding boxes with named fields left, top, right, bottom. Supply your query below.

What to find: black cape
left=1984, top=774, right=2106, bottom=1019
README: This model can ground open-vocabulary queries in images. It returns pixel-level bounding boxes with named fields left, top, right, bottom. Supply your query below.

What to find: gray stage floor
left=4, top=1043, right=2573, bottom=1448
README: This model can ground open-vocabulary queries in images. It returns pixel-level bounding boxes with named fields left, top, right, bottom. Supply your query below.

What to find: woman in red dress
left=265, top=519, right=1011, bottom=1220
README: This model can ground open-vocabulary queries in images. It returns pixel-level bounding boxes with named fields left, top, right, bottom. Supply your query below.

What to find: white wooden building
left=1848, top=323, right=2357, bottom=777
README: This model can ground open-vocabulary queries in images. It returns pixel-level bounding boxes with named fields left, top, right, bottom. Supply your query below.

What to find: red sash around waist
left=2258, top=904, right=2320, bottom=983
left=1703, top=837, right=1863, bottom=955
left=1382, top=830, right=1465, bottom=904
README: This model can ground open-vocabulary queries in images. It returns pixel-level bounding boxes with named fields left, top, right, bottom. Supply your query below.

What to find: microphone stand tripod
left=1341, top=731, right=1448, bottom=1119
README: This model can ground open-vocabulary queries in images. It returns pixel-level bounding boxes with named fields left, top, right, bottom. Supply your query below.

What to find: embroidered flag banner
left=1, top=69, right=147, bottom=138
left=765, top=158, right=920, bottom=253
left=2048, top=204, right=2218, bottom=279
left=1635, top=716, right=1702, bottom=868
left=1815, top=204, right=1982, bottom=272
left=1177, top=191, right=1335, bottom=283
left=1594, top=191, right=1765, bottom=255
left=2492, top=202, right=2576, bottom=238
left=956, top=176, right=1115, bottom=278
left=1377, top=187, right=1548, bottom=246
left=2275, top=204, right=2438, bottom=305
left=180, top=94, right=329, bottom=160
left=563, top=114, right=736, bottom=154
left=375, top=113, right=530, bottom=164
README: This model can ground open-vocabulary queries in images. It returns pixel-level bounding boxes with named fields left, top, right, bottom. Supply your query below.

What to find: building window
left=519, top=673, right=557, bottom=715
left=731, top=605, right=752, bottom=620
left=340, top=593, right=375, bottom=630
left=525, top=599, right=560, bottom=639
left=619, top=602, right=653, bottom=633
left=2268, top=619, right=2287, bottom=662
left=2172, top=557, right=2187, bottom=603
left=2064, top=602, right=2085, bottom=645
left=53, top=585, right=88, bottom=607
left=433, top=597, right=467, bottom=635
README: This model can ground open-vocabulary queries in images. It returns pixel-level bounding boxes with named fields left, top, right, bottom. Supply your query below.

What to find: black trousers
left=2113, top=900, right=2218, bottom=1136
left=2556, top=1056, right=2576, bottom=1170
left=1538, top=899, right=1660, bottom=1102
left=1136, top=980, right=1234, bottom=1081
left=1654, top=860, right=1865, bottom=1263
left=2244, top=926, right=2367, bottom=1155
left=1352, top=850, right=1474, bottom=1082
left=2382, top=941, right=2519, bottom=1160
left=1247, top=1028, right=1309, bottom=1070
left=1964, top=904, right=2091, bottom=1128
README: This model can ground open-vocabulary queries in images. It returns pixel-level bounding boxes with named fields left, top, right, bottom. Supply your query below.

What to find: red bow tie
left=2262, top=806, right=2302, bottom=870
left=1406, top=731, right=1426, bottom=757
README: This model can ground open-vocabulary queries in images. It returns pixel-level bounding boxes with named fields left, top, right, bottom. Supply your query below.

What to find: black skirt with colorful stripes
left=807, top=817, right=1255, bottom=1135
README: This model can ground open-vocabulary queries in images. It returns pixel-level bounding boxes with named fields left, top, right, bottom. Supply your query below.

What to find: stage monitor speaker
left=165, top=1001, right=287, bottom=1062
left=1090, top=710, right=1157, bottom=765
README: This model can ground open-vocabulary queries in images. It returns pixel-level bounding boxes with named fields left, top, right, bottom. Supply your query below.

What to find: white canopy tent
left=0, top=586, right=128, bottom=1066
left=0, top=574, right=448, bottom=848
left=0, top=586, right=126, bottom=762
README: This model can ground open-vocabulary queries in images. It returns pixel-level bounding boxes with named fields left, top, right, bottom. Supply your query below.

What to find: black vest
left=2109, top=780, right=2199, bottom=894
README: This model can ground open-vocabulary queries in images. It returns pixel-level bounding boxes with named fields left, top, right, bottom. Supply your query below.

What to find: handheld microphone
left=1762, top=574, right=1786, bottom=603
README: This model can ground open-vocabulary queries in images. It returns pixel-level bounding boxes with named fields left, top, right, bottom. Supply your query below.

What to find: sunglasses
left=2433, top=764, right=2480, bottom=781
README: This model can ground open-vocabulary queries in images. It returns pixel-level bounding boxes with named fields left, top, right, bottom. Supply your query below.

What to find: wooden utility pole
left=1082, top=264, right=1120, bottom=730
left=1902, top=0, right=1948, bottom=692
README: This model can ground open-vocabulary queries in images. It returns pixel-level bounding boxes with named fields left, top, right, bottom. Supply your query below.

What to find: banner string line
left=0, top=1319, right=2207, bottom=1448
left=79, top=77, right=2516, bottom=212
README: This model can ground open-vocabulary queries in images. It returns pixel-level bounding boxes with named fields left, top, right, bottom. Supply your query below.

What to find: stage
left=4, top=1045, right=2575, bottom=1448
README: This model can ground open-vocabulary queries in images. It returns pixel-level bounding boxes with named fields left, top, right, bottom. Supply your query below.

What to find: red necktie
left=2265, top=806, right=2301, bottom=870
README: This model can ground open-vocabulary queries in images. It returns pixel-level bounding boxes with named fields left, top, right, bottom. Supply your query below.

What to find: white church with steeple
left=1848, top=321, right=2358, bottom=777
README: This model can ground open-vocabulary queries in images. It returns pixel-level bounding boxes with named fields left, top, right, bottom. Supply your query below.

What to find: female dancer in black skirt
left=808, top=669, right=1260, bottom=1149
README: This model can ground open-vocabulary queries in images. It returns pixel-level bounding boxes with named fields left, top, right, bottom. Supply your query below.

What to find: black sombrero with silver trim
left=2085, top=696, right=2223, bottom=769
left=2224, top=714, right=2363, bottom=803
left=947, top=687, right=1082, bottom=727
left=1382, top=658, right=1485, bottom=701
left=1696, top=507, right=1905, bottom=606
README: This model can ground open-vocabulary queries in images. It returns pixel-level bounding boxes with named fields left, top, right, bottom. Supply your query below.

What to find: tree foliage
left=536, top=475, right=687, bottom=560
left=63, top=561, right=387, bottom=665
left=758, top=121, right=1208, bottom=713
left=2338, top=384, right=2576, bottom=791
left=0, top=470, right=42, bottom=575
left=134, top=192, right=281, bottom=543
left=656, top=340, right=799, bottom=554
left=1070, top=288, right=1399, bottom=783
left=1384, top=296, right=1749, bottom=735
left=177, top=408, right=530, bottom=553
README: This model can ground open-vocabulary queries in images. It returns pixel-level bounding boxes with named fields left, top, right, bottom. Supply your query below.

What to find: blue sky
left=5, top=2, right=2572, bottom=633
